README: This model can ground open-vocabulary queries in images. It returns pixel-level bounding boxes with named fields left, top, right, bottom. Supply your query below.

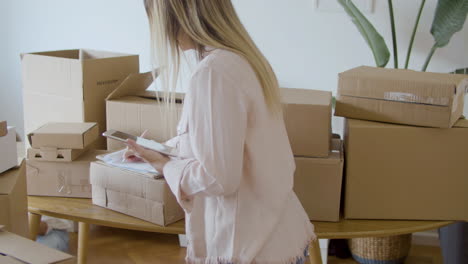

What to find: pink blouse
left=163, top=49, right=315, bottom=264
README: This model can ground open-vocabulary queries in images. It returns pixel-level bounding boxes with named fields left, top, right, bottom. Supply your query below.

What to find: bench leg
left=309, top=239, right=323, bottom=264
left=28, top=213, right=42, bottom=241
left=77, top=222, right=90, bottom=264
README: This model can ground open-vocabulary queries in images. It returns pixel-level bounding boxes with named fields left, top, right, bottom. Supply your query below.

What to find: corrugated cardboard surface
left=26, top=150, right=107, bottom=198
left=0, top=230, right=74, bottom=264
left=27, top=147, right=87, bottom=162
left=90, top=161, right=184, bottom=226
left=335, top=66, right=468, bottom=128
left=281, top=88, right=332, bottom=157
left=294, top=139, right=344, bottom=222
left=0, top=161, right=29, bottom=238
left=0, top=121, right=6, bottom=137
left=21, top=49, right=139, bottom=149
left=28, top=122, right=98, bottom=149
left=344, top=118, right=468, bottom=221
left=106, top=72, right=183, bottom=150
left=0, top=127, right=18, bottom=174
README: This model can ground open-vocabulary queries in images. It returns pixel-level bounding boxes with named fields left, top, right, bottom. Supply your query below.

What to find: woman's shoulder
left=194, top=48, right=254, bottom=82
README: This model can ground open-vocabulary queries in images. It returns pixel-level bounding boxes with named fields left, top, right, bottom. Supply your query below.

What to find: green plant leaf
left=338, top=0, right=390, bottom=67
left=422, top=0, right=468, bottom=71
left=431, top=0, right=468, bottom=48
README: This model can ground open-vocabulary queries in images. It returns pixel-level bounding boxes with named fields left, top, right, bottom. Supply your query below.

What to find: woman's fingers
left=140, top=129, right=149, bottom=139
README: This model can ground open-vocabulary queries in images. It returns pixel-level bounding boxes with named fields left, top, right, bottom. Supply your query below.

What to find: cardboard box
left=21, top=49, right=140, bottom=148
left=0, top=161, right=29, bottom=238
left=335, top=66, right=468, bottom=128
left=294, top=139, right=344, bottom=222
left=26, top=150, right=107, bottom=198
left=0, top=120, right=6, bottom=137
left=344, top=118, right=468, bottom=221
left=0, top=127, right=18, bottom=174
left=90, top=161, right=185, bottom=226
left=0, top=230, right=75, bottom=264
left=28, top=122, right=98, bottom=149
left=281, top=88, right=332, bottom=157
left=106, top=71, right=184, bottom=150
left=27, top=147, right=87, bottom=162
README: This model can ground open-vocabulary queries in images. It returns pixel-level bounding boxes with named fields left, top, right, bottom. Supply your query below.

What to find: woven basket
left=349, top=234, right=412, bottom=264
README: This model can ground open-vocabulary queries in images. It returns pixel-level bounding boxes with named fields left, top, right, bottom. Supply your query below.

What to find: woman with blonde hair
left=126, top=0, right=316, bottom=263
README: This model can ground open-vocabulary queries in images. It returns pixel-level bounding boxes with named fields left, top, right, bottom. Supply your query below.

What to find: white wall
left=1, top=0, right=468, bottom=138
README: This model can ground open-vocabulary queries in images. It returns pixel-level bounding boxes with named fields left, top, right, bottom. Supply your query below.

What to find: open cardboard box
left=21, top=49, right=140, bottom=149
left=106, top=71, right=184, bottom=150
left=335, top=66, right=468, bottom=128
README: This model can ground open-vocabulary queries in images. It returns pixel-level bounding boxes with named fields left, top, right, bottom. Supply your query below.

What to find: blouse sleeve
left=163, top=66, right=248, bottom=212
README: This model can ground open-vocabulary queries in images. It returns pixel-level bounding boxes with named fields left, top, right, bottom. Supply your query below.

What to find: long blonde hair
left=144, top=0, right=282, bottom=136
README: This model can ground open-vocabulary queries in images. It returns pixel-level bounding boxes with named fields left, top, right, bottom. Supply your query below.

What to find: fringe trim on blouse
left=186, top=231, right=317, bottom=264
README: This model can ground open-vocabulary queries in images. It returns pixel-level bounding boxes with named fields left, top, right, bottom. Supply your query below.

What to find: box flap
left=453, top=118, right=468, bottom=128
left=0, top=121, right=7, bottom=137
left=0, top=230, right=73, bottom=263
left=281, top=88, right=332, bottom=106
left=107, top=71, right=156, bottom=100
left=339, top=66, right=468, bottom=106
left=21, top=49, right=136, bottom=61
left=0, top=161, right=23, bottom=195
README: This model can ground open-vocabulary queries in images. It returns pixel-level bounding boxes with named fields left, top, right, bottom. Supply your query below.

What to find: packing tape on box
left=27, top=165, right=91, bottom=195
left=383, top=92, right=450, bottom=106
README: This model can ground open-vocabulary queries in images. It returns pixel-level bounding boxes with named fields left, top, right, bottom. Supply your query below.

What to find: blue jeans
left=37, top=229, right=69, bottom=253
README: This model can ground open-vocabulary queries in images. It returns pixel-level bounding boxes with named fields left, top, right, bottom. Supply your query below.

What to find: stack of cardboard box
left=26, top=122, right=106, bottom=198
left=335, top=66, right=468, bottom=221
left=281, top=88, right=345, bottom=222
left=88, top=71, right=185, bottom=226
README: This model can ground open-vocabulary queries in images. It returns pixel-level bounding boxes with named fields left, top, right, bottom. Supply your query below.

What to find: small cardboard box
left=28, top=122, right=99, bottom=149
left=0, top=230, right=75, bottom=264
left=0, top=127, right=18, bottom=174
left=0, top=161, right=29, bottom=238
left=294, top=138, right=344, bottom=222
left=90, top=161, right=185, bottom=226
left=281, top=88, right=332, bottom=157
left=21, top=49, right=140, bottom=148
left=0, top=121, right=7, bottom=137
left=26, top=150, right=107, bottom=198
left=335, top=66, right=468, bottom=128
left=27, top=147, right=87, bottom=162
left=106, top=71, right=184, bottom=150
left=344, top=118, right=468, bottom=221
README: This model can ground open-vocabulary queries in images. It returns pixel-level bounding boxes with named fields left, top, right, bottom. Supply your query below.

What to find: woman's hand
left=126, top=139, right=170, bottom=172
left=123, top=130, right=147, bottom=163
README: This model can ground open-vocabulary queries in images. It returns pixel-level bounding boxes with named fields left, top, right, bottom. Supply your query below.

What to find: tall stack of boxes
left=281, top=88, right=345, bottom=222
left=26, top=122, right=105, bottom=198
left=336, top=66, right=468, bottom=221
left=89, top=71, right=186, bottom=226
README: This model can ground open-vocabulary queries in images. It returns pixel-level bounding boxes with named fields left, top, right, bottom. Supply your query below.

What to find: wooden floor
left=68, top=225, right=443, bottom=264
